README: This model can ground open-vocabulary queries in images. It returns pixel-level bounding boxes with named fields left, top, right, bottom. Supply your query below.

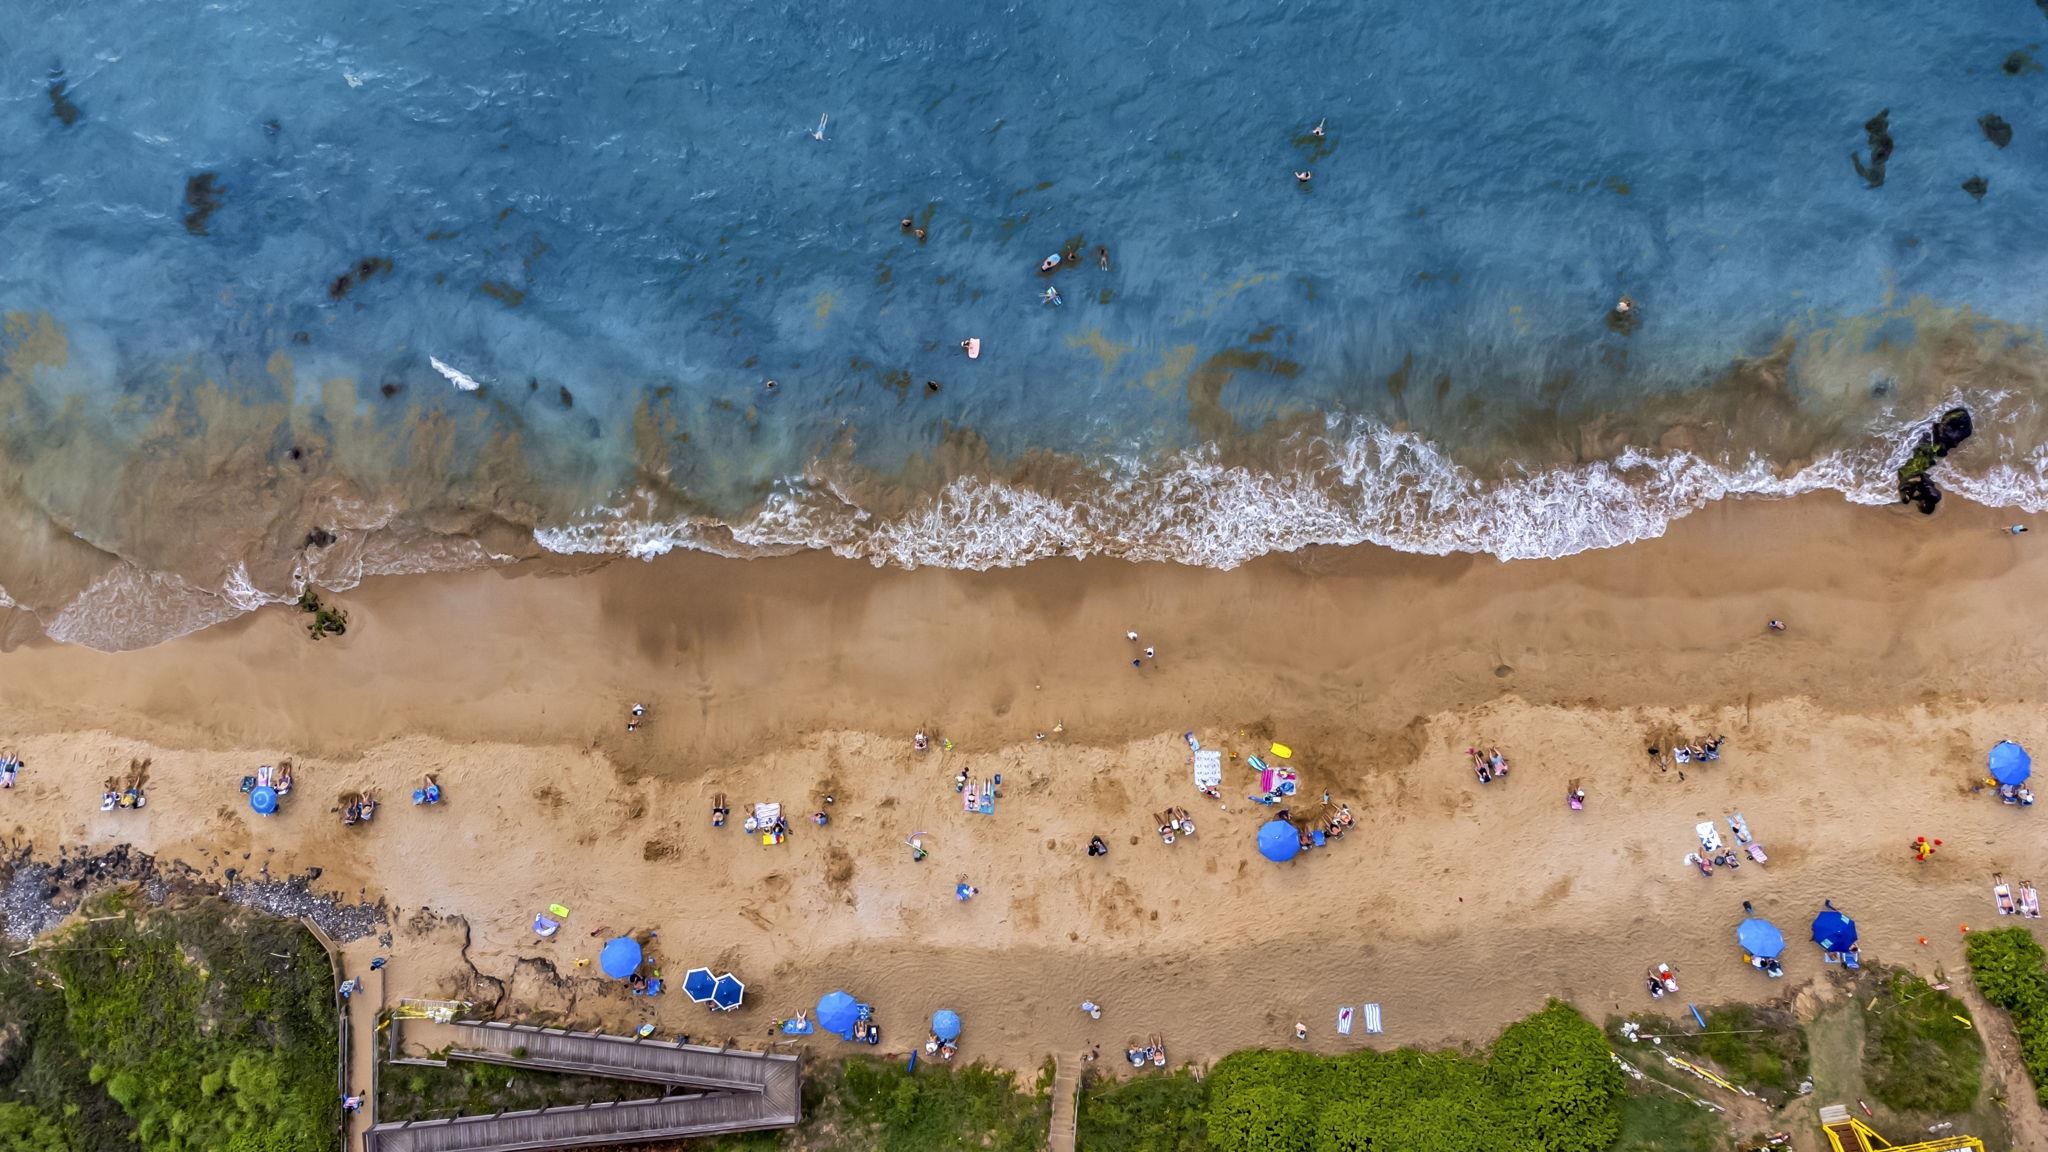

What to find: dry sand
left=2, top=493, right=2047, bottom=1124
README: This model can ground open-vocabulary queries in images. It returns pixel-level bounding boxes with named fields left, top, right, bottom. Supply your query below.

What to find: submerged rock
left=182, top=172, right=225, bottom=235
left=1852, top=109, right=1893, bottom=189
left=46, top=69, right=80, bottom=126
left=1896, top=407, right=1973, bottom=515
left=1980, top=113, right=2013, bottom=148
left=1963, top=175, right=1989, bottom=200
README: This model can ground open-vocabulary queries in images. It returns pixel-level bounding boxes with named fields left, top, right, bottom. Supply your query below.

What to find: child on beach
left=0, top=757, right=17, bottom=788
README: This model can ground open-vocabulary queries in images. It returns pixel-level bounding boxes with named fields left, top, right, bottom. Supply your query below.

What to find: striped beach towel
left=1363, top=1004, right=1383, bottom=1034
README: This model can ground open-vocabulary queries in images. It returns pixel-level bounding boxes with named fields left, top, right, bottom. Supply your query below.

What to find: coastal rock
left=1980, top=113, right=2013, bottom=148
left=1963, top=176, right=1988, bottom=200
left=182, top=173, right=225, bottom=235
left=1895, top=406, right=1973, bottom=515
left=47, top=68, right=80, bottom=126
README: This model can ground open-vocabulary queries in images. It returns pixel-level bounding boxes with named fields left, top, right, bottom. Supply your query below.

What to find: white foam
left=429, top=356, right=484, bottom=392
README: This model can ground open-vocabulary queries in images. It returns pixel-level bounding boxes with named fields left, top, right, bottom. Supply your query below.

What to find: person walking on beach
left=628, top=703, right=646, bottom=732
left=1081, top=1000, right=1102, bottom=1019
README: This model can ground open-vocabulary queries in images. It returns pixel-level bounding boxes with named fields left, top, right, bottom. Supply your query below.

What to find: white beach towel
left=1694, top=822, right=1723, bottom=853
left=1336, top=1007, right=1354, bottom=1035
left=1363, top=1003, right=1383, bottom=1034
left=1193, top=749, right=1223, bottom=789
left=753, top=802, right=782, bottom=827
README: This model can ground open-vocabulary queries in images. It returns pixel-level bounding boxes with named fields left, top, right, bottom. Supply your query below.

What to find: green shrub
left=1863, top=973, right=1983, bottom=1114
left=1965, top=927, right=2048, bottom=1106
left=1077, top=1069, right=1209, bottom=1152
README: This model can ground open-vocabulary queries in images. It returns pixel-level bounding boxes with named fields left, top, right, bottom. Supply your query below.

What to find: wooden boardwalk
left=1048, top=1055, right=1079, bottom=1152
left=366, top=1020, right=801, bottom=1152
left=361, top=1090, right=798, bottom=1152
left=402, top=1020, right=797, bottom=1093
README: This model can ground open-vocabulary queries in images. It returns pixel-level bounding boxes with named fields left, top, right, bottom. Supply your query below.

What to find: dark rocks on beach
left=1980, top=113, right=2014, bottom=148
left=306, top=527, right=337, bottom=548
left=1852, top=110, right=1893, bottom=189
left=1963, top=175, right=1989, bottom=200
left=47, top=69, right=81, bottom=126
left=1896, top=407, right=1973, bottom=515
left=182, top=172, right=225, bottom=235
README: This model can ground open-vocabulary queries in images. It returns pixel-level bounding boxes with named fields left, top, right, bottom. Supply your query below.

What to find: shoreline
left=1, top=492, right=2046, bottom=1093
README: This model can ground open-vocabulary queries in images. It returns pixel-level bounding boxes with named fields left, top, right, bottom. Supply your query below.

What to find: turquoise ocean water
left=4, top=0, right=2048, bottom=647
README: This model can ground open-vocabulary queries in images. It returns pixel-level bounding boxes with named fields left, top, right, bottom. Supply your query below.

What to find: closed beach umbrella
left=248, top=786, right=278, bottom=816
left=682, top=967, right=717, bottom=1003
left=1737, top=918, right=1786, bottom=960
left=817, top=990, right=860, bottom=1039
left=599, top=936, right=643, bottom=979
left=711, top=973, right=745, bottom=1011
left=1990, top=741, right=2032, bottom=786
left=931, top=1009, right=962, bottom=1042
left=1811, top=903, right=1858, bottom=953
left=1257, top=819, right=1300, bottom=862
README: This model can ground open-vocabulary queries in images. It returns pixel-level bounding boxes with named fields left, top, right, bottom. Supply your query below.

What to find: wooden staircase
left=1047, top=1056, right=1079, bottom=1152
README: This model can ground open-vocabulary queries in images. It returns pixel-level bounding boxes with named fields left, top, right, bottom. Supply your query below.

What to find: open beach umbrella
left=248, top=786, right=278, bottom=816
left=1990, top=741, right=2032, bottom=786
left=1257, top=820, right=1300, bottom=863
left=1736, top=918, right=1786, bottom=960
left=711, top=973, right=745, bottom=1011
left=682, top=967, right=717, bottom=1003
left=931, top=1009, right=962, bottom=1042
left=817, top=990, right=860, bottom=1039
left=598, top=936, right=643, bottom=979
left=1811, top=903, right=1858, bottom=953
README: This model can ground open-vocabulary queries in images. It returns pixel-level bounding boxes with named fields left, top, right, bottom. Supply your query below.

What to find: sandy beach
left=3, top=493, right=2047, bottom=1117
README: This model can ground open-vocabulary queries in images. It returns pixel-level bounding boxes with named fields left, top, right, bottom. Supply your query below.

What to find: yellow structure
left=1818, top=1104, right=1986, bottom=1152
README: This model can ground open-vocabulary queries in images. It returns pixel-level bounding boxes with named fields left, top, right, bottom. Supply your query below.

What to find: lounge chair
left=1994, top=877, right=2016, bottom=915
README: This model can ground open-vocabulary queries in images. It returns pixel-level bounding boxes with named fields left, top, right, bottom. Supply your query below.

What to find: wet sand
left=1, top=494, right=2047, bottom=1112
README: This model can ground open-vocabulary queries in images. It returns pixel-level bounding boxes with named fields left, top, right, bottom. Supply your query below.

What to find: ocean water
left=5, top=0, right=2048, bottom=648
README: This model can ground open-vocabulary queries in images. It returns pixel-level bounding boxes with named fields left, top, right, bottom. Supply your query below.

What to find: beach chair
left=1694, top=822, right=1724, bottom=853
left=2021, top=882, right=2042, bottom=919
left=1363, top=1004, right=1383, bottom=1034
left=1994, top=878, right=2016, bottom=915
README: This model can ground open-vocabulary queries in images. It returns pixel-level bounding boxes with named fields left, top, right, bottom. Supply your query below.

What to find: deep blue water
left=4, top=0, right=2048, bottom=645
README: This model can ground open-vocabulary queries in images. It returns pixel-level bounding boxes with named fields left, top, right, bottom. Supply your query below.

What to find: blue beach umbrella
left=817, top=990, right=860, bottom=1039
left=682, top=967, right=717, bottom=1003
left=1257, top=820, right=1300, bottom=863
left=931, top=1009, right=962, bottom=1042
left=1811, top=903, right=1858, bottom=953
left=1737, top=918, right=1786, bottom=960
left=711, top=973, right=745, bottom=1011
left=599, top=936, right=643, bottom=979
left=248, top=786, right=278, bottom=816
left=1990, top=741, right=2032, bottom=786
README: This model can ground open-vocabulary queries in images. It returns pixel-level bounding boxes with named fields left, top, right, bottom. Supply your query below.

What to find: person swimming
left=1041, top=286, right=1062, bottom=306
left=810, top=113, right=828, bottom=141
left=1096, top=246, right=1110, bottom=271
left=1294, top=170, right=1312, bottom=184
left=1040, top=253, right=1061, bottom=272
left=1311, top=117, right=1326, bottom=137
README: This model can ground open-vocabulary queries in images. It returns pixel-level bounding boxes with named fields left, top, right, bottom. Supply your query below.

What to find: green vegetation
left=1076, top=1068, right=1210, bottom=1151
left=1611, top=1004, right=1808, bottom=1104
left=691, top=1057, right=1046, bottom=1152
left=1862, top=972, right=1982, bottom=1114
left=1608, top=1090, right=1723, bottom=1152
left=0, top=894, right=338, bottom=1152
left=1965, top=926, right=2048, bottom=1106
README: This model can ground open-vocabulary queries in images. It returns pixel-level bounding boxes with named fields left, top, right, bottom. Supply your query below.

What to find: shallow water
left=4, top=0, right=2048, bottom=647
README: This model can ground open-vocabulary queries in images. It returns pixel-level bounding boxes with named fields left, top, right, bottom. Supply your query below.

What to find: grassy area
left=1609, top=1088, right=1725, bottom=1152
left=1611, top=1004, right=1809, bottom=1105
left=1862, top=972, right=1983, bottom=1115
left=0, top=893, right=338, bottom=1152
left=1075, top=1067, right=1210, bottom=1151
left=688, top=1057, right=1047, bottom=1152
left=377, top=1054, right=657, bottom=1120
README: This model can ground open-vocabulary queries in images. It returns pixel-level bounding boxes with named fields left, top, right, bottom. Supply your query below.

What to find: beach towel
left=1727, top=812, right=1752, bottom=844
left=978, top=779, right=995, bottom=815
left=1248, top=755, right=1268, bottom=773
left=962, top=782, right=979, bottom=812
left=1336, top=1006, right=1354, bottom=1035
left=2021, top=883, right=2042, bottom=919
left=1193, top=749, right=1223, bottom=790
left=1745, top=843, right=1768, bottom=864
left=781, top=1017, right=815, bottom=1035
left=1995, top=882, right=2016, bottom=915
left=1843, top=951, right=1861, bottom=969
left=1363, top=1003, right=1383, bottom=1034
left=1694, top=822, right=1723, bottom=853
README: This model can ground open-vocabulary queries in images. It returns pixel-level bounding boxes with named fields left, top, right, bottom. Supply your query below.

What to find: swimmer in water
left=810, top=113, right=828, bottom=141
left=1040, top=253, right=1061, bottom=273
left=1096, top=246, right=1110, bottom=271
left=914, top=227, right=927, bottom=242
left=1041, top=286, right=1063, bottom=306
left=900, top=217, right=913, bottom=231
left=925, top=379, right=942, bottom=393
left=1294, top=170, right=1313, bottom=185
left=764, top=379, right=778, bottom=392
left=1311, top=117, right=1326, bottom=137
